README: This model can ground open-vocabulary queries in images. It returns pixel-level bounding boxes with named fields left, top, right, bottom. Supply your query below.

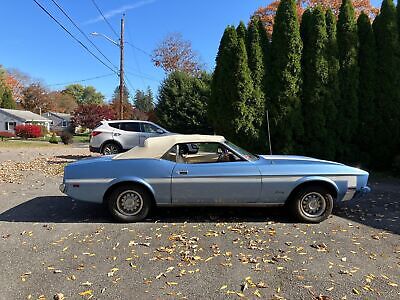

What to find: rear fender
left=106, top=176, right=156, bottom=197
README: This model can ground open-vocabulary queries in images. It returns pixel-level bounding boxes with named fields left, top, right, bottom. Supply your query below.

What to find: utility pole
left=119, top=14, right=125, bottom=120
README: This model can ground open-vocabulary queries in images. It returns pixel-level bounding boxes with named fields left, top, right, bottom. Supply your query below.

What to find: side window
left=161, top=145, right=177, bottom=162
left=109, top=123, right=120, bottom=129
left=121, top=122, right=140, bottom=132
left=177, top=142, right=242, bottom=164
left=142, top=123, right=161, bottom=133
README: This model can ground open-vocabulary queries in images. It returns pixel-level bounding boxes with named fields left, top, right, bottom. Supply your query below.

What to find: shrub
left=40, top=125, right=49, bottom=137
left=60, top=131, right=73, bottom=145
left=15, top=124, right=42, bottom=139
left=49, top=132, right=58, bottom=144
left=0, top=131, right=15, bottom=141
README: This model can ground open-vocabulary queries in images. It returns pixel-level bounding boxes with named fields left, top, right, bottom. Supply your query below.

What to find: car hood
left=259, top=155, right=344, bottom=166
left=258, top=155, right=368, bottom=176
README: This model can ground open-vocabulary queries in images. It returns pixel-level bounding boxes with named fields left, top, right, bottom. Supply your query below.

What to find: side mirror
left=156, top=129, right=164, bottom=134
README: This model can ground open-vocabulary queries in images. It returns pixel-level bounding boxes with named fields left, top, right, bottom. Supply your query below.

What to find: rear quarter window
left=120, top=122, right=140, bottom=132
left=109, top=123, right=121, bottom=129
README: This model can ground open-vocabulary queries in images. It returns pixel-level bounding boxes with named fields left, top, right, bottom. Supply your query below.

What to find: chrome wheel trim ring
left=103, top=144, right=119, bottom=155
left=116, top=190, right=144, bottom=216
left=300, top=192, right=326, bottom=218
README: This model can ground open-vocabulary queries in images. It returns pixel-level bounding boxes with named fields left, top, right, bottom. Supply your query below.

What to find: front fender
left=294, top=176, right=340, bottom=195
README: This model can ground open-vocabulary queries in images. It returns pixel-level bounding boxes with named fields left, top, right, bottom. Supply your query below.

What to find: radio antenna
left=266, top=109, right=272, bottom=155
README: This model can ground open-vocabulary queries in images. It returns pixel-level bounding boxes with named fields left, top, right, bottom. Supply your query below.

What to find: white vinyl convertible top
left=113, top=134, right=226, bottom=160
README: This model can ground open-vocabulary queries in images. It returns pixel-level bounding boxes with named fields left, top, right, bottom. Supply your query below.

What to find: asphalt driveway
left=0, top=146, right=399, bottom=299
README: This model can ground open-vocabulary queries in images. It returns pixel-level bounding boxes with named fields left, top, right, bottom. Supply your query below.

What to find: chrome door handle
left=177, top=170, right=188, bottom=175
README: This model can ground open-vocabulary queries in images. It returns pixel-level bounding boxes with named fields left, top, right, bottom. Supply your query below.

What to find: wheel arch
left=286, top=177, right=339, bottom=204
left=103, top=178, right=156, bottom=206
left=100, top=140, right=124, bottom=153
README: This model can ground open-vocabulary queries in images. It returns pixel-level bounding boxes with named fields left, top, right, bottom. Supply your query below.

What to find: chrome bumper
left=59, top=183, right=66, bottom=194
left=354, top=186, right=371, bottom=199
left=343, top=186, right=371, bottom=201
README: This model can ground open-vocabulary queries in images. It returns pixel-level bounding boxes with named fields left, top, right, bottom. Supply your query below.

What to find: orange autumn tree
left=5, top=75, right=21, bottom=102
left=252, top=0, right=378, bottom=35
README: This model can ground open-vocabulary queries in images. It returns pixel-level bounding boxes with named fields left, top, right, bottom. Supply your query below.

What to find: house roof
left=114, top=134, right=225, bottom=160
left=0, top=108, right=51, bottom=122
left=44, top=112, right=71, bottom=121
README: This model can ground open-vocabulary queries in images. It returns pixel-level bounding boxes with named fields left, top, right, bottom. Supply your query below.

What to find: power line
left=49, top=0, right=118, bottom=71
left=125, top=41, right=151, bottom=57
left=125, top=24, right=145, bottom=87
left=125, top=70, right=160, bottom=82
left=90, top=0, right=119, bottom=38
left=32, top=0, right=118, bottom=75
left=48, top=73, right=115, bottom=87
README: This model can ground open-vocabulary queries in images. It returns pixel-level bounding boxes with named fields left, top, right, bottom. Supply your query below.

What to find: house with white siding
left=42, top=111, right=71, bottom=132
left=0, top=108, right=51, bottom=132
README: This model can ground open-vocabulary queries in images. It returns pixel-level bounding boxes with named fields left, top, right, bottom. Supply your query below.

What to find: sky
left=0, top=0, right=385, bottom=102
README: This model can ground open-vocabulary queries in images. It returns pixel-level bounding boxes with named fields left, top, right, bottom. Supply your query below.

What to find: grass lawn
left=0, top=139, right=59, bottom=148
left=73, top=134, right=90, bottom=143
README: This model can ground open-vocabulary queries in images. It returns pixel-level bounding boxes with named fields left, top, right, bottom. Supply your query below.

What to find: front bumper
left=353, top=186, right=371, bottom=199
left=342, top=186, right=371, bottom=201
left=59, top=183, right=66, bottom=194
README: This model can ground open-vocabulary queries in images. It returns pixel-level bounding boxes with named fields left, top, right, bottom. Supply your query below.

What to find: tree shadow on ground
left=333, top=178, right=400, bottom=235
left=0, top=179, right=398, bottom=234
left=0, top=196, right=293, bottom=224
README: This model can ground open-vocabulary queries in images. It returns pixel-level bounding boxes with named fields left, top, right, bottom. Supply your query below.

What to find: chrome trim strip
left=157, top=203, right=284, bottom=207
left=65, top=178, right=114, bottom=184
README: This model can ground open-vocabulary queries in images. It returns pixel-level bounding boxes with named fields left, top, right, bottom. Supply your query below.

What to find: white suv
left=90, top=120, right=169, bottom=155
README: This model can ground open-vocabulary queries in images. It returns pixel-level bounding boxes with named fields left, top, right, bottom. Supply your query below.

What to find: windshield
left=225, top=141, right=258, bottom=161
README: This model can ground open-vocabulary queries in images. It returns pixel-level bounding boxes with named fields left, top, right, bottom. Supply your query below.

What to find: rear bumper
left=89, top=146, right=100, bottom=153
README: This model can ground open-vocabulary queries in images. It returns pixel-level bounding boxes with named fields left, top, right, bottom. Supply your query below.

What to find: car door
left=115, top=122, right=141, bottom=149
left=139, top=123, right=165, bottom=146
left=171, top=143, right=262, bottom=204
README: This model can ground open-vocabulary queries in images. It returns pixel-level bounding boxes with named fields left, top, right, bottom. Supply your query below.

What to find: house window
left=62, top=121, right=68, bottom=127
left=6, top=122, right=16, bottom=131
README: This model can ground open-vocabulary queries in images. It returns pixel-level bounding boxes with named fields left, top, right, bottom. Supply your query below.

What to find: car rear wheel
left=290, top=185, right=333, bottom=223
left=107, top=185, right=151, bottom=222
left=102, top=142, right=121, bottom=155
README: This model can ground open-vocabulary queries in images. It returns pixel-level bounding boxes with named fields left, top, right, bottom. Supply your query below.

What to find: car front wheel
left=107, top=185, right=151, bottom=222
left=290, top=185, right=333, bottom=223
left=101, top=142, right=121, bottom=155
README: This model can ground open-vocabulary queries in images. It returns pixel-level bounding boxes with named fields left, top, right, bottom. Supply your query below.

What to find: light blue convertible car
left=60, top=134, right=370, bottom=223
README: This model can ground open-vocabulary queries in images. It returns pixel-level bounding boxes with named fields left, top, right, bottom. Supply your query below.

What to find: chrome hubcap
left=116, top=190, right=143, bottom=216
left=300, top=192, right=326, bottom=218
left=104, top=144, right=119, bottom=155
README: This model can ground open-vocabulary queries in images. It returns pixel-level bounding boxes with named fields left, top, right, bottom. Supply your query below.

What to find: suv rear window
left=120, top=122, right=140, bottom=132
left=109, top=123, right=121, bottom=129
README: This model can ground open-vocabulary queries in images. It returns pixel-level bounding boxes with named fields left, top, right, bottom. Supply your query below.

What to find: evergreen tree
left=232, top=31, right=257, bottom=148
left=300, top=6, right=329, bottom=158
left=210, top=24, right=257, bottom=148
left=247, top=20, right=266, bottom=150
left=324, top=9, right=339, bottom=160
left=268, top=0, right=303, bottom=154
left=337, top=0, right=359, bottom=162
left=156, top=71, right=212, bottom=134
left=372, top=0, right=400, bottom=169
left=236, top=21, right=247, bottom=42
left=357, top=12, right=377, bottom=166
left=209, top=26, right=238, bottom=135
left=134, top=88, right=154, bottom=112
left=397, top=1, right=400, bottom=38
left=0, top=87, right=16, bottom=109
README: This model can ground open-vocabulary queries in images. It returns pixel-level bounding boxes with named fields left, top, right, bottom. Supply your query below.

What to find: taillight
left=91, top=131, right=102, bottom=137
